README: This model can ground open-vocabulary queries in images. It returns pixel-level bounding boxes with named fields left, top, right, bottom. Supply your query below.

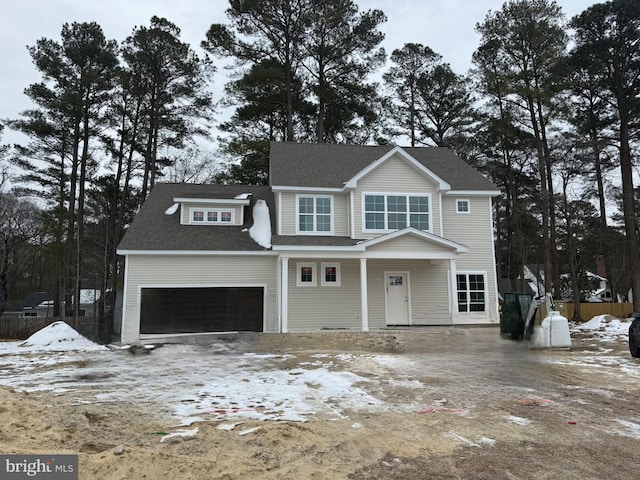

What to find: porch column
left=360, top=258, right=369, bottom=332
left=450, top=259, right=458, bottom=322
left=281, top=257, right=289, bottom=333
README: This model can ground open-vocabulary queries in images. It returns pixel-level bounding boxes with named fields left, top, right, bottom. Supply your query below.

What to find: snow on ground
left=0, top=316, right=637, bottom=427
left=572, top=315, right=632, bottom=341
left=11, top=321, right=106, bottom=352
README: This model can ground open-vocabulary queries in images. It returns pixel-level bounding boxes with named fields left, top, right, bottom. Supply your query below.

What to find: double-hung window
left=457, top=273, right=486, bottom=312
left=297, top=196, right=332, bottom=234
left=363, top=193, right=430, bottom=232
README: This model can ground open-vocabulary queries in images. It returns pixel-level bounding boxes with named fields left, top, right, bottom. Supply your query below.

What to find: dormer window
left=190, top=208, right=235, bottom=225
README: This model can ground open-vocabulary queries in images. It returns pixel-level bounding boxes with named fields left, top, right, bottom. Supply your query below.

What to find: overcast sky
left=1, top=0, right=596, bottom=146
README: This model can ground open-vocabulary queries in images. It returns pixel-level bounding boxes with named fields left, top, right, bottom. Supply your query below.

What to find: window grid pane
left=325, top=266, right=337, bottom=282
left=300, top=266, right=313, bottom=283
left=388, top=213, right=407, bottom=229
left=193, top=211, right=204, bottom=222
left=366, top=212, right=385, bottom=230
left=221, top=211, right=232, bottom=222
left=365, top=195, right=385, bottom=212
left=409, top=213, right=429, bottom=230
left=299, top=215, right=314, bottom=231
left=207, top=211, right=218, bottom=222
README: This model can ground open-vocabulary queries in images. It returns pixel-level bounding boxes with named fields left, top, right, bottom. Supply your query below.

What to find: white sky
left=0, top=0, right=596, bottom=146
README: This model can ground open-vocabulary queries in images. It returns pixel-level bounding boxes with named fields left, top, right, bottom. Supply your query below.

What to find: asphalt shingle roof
left=269, top=142, right=497, bottom=191
left=117, top=184, right=275, bottom=252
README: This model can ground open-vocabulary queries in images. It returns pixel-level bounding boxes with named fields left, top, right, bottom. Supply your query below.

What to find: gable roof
left=117, top=183, right=275, bottom=252
left=269, top=142, right=497, bottom=191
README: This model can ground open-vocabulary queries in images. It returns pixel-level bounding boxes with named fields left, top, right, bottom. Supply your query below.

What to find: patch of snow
left=18, top=321, right=106, bottom=352
left=164, top=203, right=179, bottom=215
left=478, top=437, right=496, bottom=446
left=445, top=432, right=479, bottom=447
left=506, top=415, right=531, bottom=426
left=160, top=427, right=199, bottom=443
left=351, top=423, right=362, bottom=429
left=614, top=419, right=640, bottom=439
left=234, top=193, right=251, bottom=200
left=248, top=199, right=271, bottom=248
left=238, top=426, right=261, bottom=436
left=217, top=422, right=243, bottom=431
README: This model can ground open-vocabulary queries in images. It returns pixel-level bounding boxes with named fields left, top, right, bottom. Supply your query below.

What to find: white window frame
left=362, top=192, right=431, bottom=233
left=296, top=262, right=317, bottom=287
left=321, top=262, right=341, bottom=287
left=456, top=199, right=471, bottom=214
left=456, top=271, right=487, bottom=313
left=190, top=207, right=235, bottom=225
left=296, top=195, right=334, bottom=235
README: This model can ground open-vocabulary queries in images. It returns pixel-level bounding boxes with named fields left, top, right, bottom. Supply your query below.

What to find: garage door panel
left=140, top=287, right=263, bottom=334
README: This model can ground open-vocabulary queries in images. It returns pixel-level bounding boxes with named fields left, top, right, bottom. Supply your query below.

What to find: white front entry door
left=385, top=272, right=410, bottom=325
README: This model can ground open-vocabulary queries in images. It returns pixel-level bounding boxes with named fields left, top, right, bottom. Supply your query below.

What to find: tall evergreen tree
left=384, top=43, right=440, bottom=147
left=474, top=0, right=569, bottom=297
left=124, top=16, right=214, bottom=199
left=302, top=0, right=386, bottom=142
left=571, top=0, right=640, bottom=310
left=11, top=22, right=118, bottom=318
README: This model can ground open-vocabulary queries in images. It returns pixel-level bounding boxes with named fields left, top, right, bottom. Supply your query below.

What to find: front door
left=385, top=272, right=410, bottom=325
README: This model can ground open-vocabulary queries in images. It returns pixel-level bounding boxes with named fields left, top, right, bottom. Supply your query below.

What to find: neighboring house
left=117, top=143, right=501, bottom=343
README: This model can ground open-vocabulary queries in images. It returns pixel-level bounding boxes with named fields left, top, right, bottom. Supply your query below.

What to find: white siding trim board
left=117, top=250, right=278, bottom=256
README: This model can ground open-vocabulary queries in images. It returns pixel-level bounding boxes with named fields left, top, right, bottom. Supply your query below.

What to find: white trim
left=345, top=147, right=451, bottom=190
left=320, top=262, right=341, bottom=287
left=273, top=245, right=360, bottom=252
left=488, top=197, right=500, bottom=322
left=438, top=191, right=443, bottom=236
left=281, top=258, right=289, bottom=332
left=296, top=262, right=317, bottom=287
left=445, top=190, right=501, bottom=196
left=277, top=191, right=282, bottom=236
left=361, top=192, right=432, bottom=234
left=120, top=255, right=129, bottom=342
left=116, top=250, right=278, bottom=256
left=456, top=199, right=471, bottom=214
left=349, top=190, right=355, bottom=239
left=449, top=259, right=458, bottom=323
left=174, top=197, right=251, bottom=205
left=295, top=194, right=334, bottom=235
left=271, top=185, right=343, bottom=193
left=384, top=271, right=412, bottom=326
left=360, top=259, right=369, bottom=332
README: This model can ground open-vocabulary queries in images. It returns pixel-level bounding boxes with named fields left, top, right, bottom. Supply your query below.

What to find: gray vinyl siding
left=442, top=196, right=499, bottom=323
left=121, top=254, right=278, bottom=343
left=354, top=155, right=441, bottom=238
left=287, top=260, right=361, bottom=331
left=279, top=192, right=349, bottom=236
left=180, top=203, right=243, bottom=225
left=365, top=260, right=451, bottom=328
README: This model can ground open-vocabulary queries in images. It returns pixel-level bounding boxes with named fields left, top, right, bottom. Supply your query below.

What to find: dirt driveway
left=1, top=324, right=639, bottom=479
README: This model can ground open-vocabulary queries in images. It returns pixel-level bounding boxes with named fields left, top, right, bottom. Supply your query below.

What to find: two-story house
left=116, top=142, right=500, bottom=343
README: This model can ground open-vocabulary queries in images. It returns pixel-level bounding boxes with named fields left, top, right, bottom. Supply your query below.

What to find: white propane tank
left=531, top=311, right=572, bottom=349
